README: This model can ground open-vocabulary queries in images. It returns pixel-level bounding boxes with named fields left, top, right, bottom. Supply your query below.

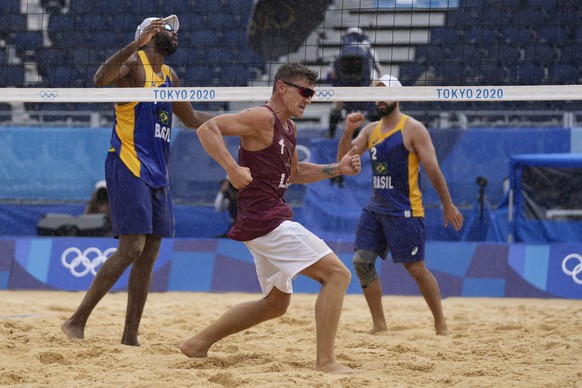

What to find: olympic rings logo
left=316, top=89, right=335, bottom=99
left=562, top=253, right=582, bottom=285
left=39, top=90, right=59, bottom=100
left=61, top=247, right=117, bottom=278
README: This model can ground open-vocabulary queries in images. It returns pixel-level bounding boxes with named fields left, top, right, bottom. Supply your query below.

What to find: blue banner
left=2, top=237, right=580, bottom=299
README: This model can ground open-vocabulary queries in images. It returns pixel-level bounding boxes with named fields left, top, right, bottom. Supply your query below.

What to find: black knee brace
left=352, top=250, right=378, bottom=288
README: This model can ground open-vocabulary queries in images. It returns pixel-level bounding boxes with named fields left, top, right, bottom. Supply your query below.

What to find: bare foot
left=61, top=320, right=84, bottom=340
left=368, top=325, right=387, bottom=335
left=179, top=336, right=210, bottom=358
left=435, top=322, right=448, bottom=336
left=121, top=339, right=140, bottom=346
left=316, top=362, right=358, bottom=374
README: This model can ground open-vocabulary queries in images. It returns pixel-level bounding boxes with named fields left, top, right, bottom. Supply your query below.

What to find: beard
left=376, top=102, right=398, bottom=117
left=155, top=33, right=177, bottom=57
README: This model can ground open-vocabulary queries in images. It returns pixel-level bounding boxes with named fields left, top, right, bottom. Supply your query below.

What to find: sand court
left=1, top=291, right=581, bottom=387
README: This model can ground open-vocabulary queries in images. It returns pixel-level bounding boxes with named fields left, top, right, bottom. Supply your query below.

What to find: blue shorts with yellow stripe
left=105, top=151, right=174, bottom=238
left=354, top=207, right=425, bottom=263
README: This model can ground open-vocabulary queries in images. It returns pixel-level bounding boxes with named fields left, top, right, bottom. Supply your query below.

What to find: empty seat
left=0, top=103, right=12, bottom=122
left=0, top=65, right=25, bottom=87
left=46, top=66, right=80, bottom=87
left=397, top=63, right=429, bottom=85
left=537, top=26, right=570, bottom=44
left=0, top=13, right=26, bottom=41
left=219, top=64, right=252, bottom=86
left=464, top=27, right=497, bottom=44
left=476, top=62, right=505, bottom=85
left=414, top=44, right=445, bottom=64
left=521, top=44, right=556, bottom=66
left=548, top=63, right=579, bottom=84
left=37, top=48, right=69, bottom=79
left=495, top=44, right=521, bottom=66
left=513, top=63, right=545, bottom=85
left=525, top=0, right=557, bottom=8
left=500, top=27, right=536, bottom=44
left=189, top=29, right=221, bottom=49
left=437, top=63, right=465, bottom=85
left=47, top=13, right=75, bottom=45
left=186, top=65, right=217, bottom=86
left=0, top=48, right=6, bottom=65
left=558, top=43, right=582, bottom=64
left=430, top=26, right=464, bottom=46
left=460, top=44, right=483, bottom=66
left=12, top=31, right=44, bottom=61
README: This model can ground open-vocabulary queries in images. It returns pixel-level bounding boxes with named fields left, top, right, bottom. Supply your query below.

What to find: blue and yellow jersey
left=110, top=50, right=173, bottom=189
left=366, top=114, right=424, bottom=217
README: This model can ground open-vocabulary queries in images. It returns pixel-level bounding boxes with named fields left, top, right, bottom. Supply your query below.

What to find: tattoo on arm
left=322, top=164, right=339, bottom=177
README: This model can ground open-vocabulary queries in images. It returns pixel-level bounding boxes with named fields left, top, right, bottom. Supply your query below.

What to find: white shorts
left=244, top=220, right=333, bottom=296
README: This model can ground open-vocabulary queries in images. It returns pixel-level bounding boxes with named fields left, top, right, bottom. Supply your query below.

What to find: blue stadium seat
left=511, top=8, right=549, bottom=27
left=47, top=13, right=74, bottom=45
left=46, top=66, right=80, bottom=87
left=460, top=0, right=487, bottom=8
left=430, top=26, right=464, bottom=47
left=558, top=43, right=582, bottom=64
left=68, top=0, right=96, bottom=14
left=189, top=29, right=221, bottom=49
left=0, top=13, right=26, bottom=41
left=397, top=62, right=430, bottom=85
left=186, top=65, right=217, bottom=86
left=513, top=63, right=545, bottom=85
left=445, top=10, right=472, bottom=27
left=525, top=0, right=557, bottom=8
left=485, top=0, right=510, bottom=6
left=109, top=13, right=140, bottom=33
left=495, top=44, right=520, bottom=66
left=464, top=27, right=497, bottom=44
left=460, top=44, right=483, bottom=66
left=0, top=65, right=25, bottom=87
left=475, top=62, right=504, bottom=85
left=222, top=28, right=247, bottom=48
left=0, top=103, right=11, bottom=122
left=437, top=63, right=465, bottom=85
left=537, top=26, right=570, bottom=44
left=37, top=48, right=70, bottom=79
left=38, top=102, right=73, bottom=122
left=548, top=63, right=579, bottom=84
left=500, top=27, right=536, bottom=44
left=193, top=1, right=226, bottom=13
left=521, top=44, right=556, bottom=66
left=219, top=64, right=251, bottom=86
left=414, top=44, right=445, bottom=64
left=0, top=48, right=6, bottom=65
left=12, top=31, right=44, bottom=61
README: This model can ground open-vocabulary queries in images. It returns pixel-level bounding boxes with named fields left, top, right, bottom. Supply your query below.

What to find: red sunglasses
left=282, top=80, right=315, bottom=98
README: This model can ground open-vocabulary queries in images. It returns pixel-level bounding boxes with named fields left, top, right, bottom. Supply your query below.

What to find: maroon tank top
left=227, top=105, right=296, bottom=241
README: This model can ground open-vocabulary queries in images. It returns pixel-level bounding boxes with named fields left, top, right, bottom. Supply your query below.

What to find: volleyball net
left=1, top=0, right=581, bottom=127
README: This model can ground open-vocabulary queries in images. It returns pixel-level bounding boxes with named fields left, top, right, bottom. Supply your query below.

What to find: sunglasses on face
left=163, top=23, right=174, bottom=32
left=282, top=80, right=315, bottom=98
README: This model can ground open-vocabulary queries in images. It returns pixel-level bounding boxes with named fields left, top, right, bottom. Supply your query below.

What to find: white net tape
left=2, top=85, right=582, bottom=103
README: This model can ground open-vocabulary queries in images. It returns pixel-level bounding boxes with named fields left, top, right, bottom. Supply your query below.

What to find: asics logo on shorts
left=562, top=253, right=582, bottom=285
left=61, top=246, right=117, bottom=277
left=411, top=247, right=418, bottom=256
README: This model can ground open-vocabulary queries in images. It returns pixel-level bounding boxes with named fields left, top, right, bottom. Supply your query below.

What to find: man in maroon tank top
left=180, top=62, right=361, bottom=374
